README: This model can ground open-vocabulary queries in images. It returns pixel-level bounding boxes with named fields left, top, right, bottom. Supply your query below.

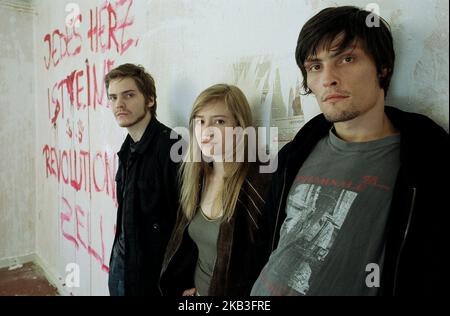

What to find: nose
left=201, top=126, right=215, bottom=142
left=321, top=65, right=339, bottom=88
left=115, top=95, right=126, bottom=109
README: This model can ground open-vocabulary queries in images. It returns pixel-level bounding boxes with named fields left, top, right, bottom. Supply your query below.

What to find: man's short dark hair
left=105, top=63, right=158, bottom=117
left=295, top=6, right=395, bottom=96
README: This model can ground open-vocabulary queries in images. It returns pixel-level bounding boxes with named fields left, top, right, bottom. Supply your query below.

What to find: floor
left=0, top=262, right=59, bottom=296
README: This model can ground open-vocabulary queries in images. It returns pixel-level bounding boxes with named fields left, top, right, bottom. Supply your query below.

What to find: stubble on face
left=322, top=106, right=361, bottom=123
left=119, top=105, right=149, bottom=128
left=108, top=77, right=152, bottom=129
left=307, top=40, right=383, bottom=124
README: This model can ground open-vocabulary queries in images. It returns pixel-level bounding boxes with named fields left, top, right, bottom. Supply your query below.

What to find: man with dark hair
left=105, top=63, right=181, bottom=296
left=252, top=6, right=448, bottom=295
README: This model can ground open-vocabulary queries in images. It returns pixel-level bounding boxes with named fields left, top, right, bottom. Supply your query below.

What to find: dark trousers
left=108, top=250, right=125, bottom=296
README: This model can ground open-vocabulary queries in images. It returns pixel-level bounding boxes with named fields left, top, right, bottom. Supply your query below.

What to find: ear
left=147, top=96, right=155, bottom=109
left=379, top=67, right=390, bottom=78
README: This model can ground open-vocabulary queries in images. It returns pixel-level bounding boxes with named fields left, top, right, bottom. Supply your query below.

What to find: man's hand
left=182, top=288, right=197, bottom=296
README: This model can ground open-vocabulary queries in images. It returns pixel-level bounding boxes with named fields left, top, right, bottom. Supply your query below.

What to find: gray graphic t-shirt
left=251, top=129, right=401, bottom=296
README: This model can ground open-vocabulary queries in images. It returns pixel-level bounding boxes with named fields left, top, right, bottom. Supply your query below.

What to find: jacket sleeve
left=159, top=130, right=185, bottom=233
left=264, top=142, right=291, bottom=252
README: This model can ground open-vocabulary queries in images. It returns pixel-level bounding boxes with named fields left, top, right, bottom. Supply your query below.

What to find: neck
left=127, top=112, right=152, bottom=142
left=211, top=161, right=226, bottom=179
left=334, top=103, right=398, bottom=143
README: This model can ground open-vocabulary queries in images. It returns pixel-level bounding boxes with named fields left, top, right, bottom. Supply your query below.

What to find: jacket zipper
left=392, top=186, right=416, bottom=295
left=271, top=167, right=287, bottom=252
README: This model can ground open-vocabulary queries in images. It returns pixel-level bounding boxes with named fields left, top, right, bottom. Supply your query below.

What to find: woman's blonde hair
left=179, top=84, right=253, bottom=222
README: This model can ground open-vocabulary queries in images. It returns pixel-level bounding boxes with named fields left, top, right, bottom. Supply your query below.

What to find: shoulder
left=386, top=106, right=448, bottom=137
left=244, top=163, right=272, bottom=202
left=276, top=113, right=331, bottom=167
left=155, top=120, right=182, bottom=146
left=386, top=106, right=449, bottom=177
left=154, top=120, right=185, bottom=162
left=386, top=106, right=449, bottom=150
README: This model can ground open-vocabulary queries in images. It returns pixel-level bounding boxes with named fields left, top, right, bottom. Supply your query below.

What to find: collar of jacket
left=284, top=106, right=436, bottom=179
left=273, top=105, right=437, bottom=249
left=276, top=105, right=448, bottom=295
left=117, top=116, right=160, bottom=161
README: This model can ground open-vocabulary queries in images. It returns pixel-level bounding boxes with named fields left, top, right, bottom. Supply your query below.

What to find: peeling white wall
left=0, top=0, right=36, bottom=262
left=28, top=0, right=450, bottom=296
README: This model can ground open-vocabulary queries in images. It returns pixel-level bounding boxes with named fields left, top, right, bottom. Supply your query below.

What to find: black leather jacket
left=266, top=106, right=449, bottom=296
left=111, top=116, right=182, bottom=295
left=160, top=163, right=272, bottom=296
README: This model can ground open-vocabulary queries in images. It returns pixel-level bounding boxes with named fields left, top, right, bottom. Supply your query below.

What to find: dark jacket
left=160, top=163, right=272, bottom=296
left=111, top=117, right=182, bottom=296
left=266, top=106, right=449, bottom=296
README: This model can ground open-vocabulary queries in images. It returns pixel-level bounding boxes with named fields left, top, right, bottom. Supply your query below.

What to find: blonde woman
left=159, top=84, right=272, bottom=296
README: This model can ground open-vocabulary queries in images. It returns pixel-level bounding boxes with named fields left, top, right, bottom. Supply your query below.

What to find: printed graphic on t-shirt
left=251, top=132, right=401, bottom=296
left=255, top=174, right=393, bottom=296
left=281, top=183, right=357, bottom=294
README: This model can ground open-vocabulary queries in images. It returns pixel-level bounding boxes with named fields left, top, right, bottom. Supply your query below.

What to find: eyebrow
left=108, top=89, right=137, bottom=96
left=193, top=115, right=229, bottom=119
left=304, top=46, right=358, bottom=64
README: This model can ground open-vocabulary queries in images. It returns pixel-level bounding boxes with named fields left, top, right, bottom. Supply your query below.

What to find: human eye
left=307, top=63, right=321, bottom=72
left=108, top=95, right=117, bottom=101
left=214, top=119, right=226, bottom=125
left=194, top=118, right=204, bottom=125
left=342, top=55, right=354, bottom=63
left=125, top=93, right=134, bottom=99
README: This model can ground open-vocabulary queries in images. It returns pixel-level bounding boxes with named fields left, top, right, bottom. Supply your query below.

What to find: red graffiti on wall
left=77, top=120, right=85, bottom=143
left=60, top=196, right=110, bottom=272
left=43, top=0, right=137, bottom=70
left=43, top=0, right=138, bottom=126
left=47, top=58, right=115, bottom=125
left=65, top=119, right=85, bottom=143
left=42, top=145, right=118, bottom=208
left=88, top=0, right=137, bottom=55
left=43, top=14, right=83, bottom=70
left=66, top=119, right=73, bottom=139
left=41, top=0, right=139, bottom=277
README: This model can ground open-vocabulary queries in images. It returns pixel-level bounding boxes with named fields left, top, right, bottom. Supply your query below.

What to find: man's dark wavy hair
left=295, top=6, right=395, bottom=96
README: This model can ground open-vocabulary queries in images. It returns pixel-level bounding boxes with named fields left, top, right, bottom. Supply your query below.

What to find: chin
left=117, top=121, right=131, bottom=128
left=201, top=149, right=214, bottom=157
left=200, top=143, right=217, bottom=155
left=116, top=121, right=127, bottom=127
left=324, top=110, right=360, bottom=123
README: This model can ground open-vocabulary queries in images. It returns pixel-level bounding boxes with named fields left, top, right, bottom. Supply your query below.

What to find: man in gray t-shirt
left=251, top=130, right=400, bottom=295
left=252, top=6, right=448, bottom=296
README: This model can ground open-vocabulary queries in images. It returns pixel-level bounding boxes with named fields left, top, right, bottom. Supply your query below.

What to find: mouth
left=324, top=94, right=349, bottom=102
left=116, top=112, right=130, bottom=117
